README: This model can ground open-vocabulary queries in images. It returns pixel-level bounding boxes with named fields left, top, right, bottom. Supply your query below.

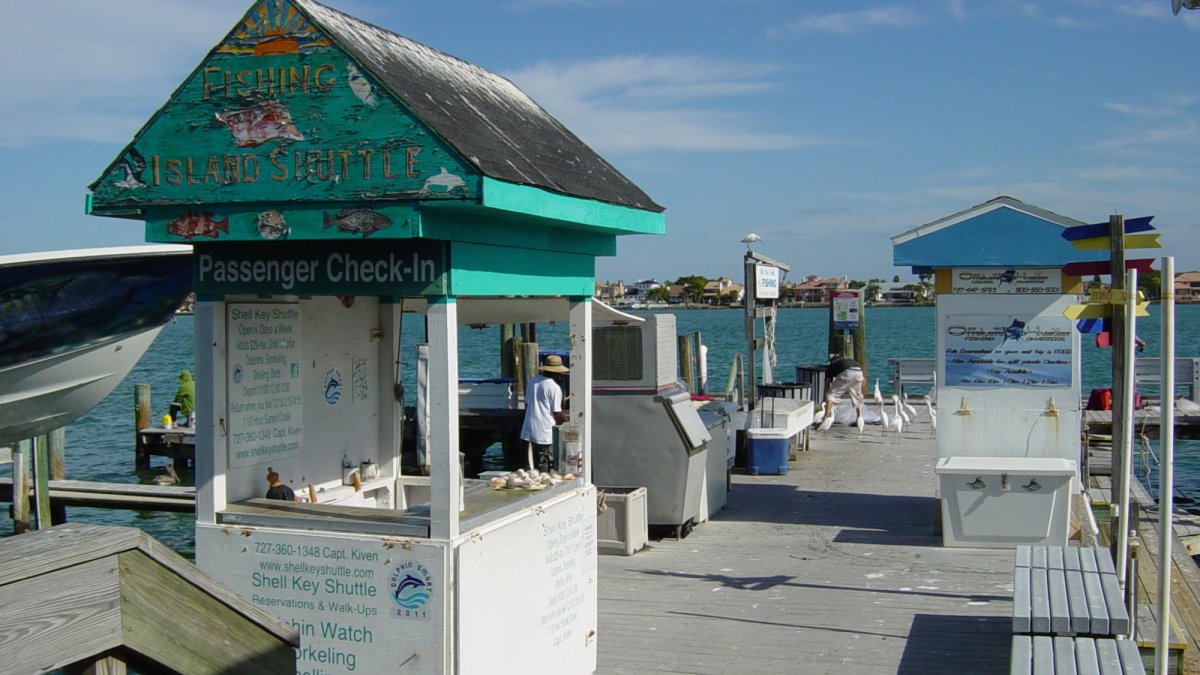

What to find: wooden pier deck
left=597, top=421, right=1016, bottom=674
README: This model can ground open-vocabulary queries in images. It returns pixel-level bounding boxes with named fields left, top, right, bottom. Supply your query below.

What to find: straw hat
left=540, top=355, right=569, bottom=373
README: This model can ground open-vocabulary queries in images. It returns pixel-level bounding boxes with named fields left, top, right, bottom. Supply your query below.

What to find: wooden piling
left=520, top=342, right=540, bottom=395
left=679, top=335, right=695, bottom=392
left=49, top=427, right=67, bottom=525
left=12, top=440, right=30, bottom=534
left=693, top=331, right=705, bottom=394
left=32, top=435, right=51, bottom=530
left=135, top=383, right=151, bottom=470
left=500, top=324, right=516, bottom=378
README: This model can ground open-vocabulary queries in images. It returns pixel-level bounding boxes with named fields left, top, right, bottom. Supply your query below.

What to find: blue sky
left=2, top=1, right=1197, bottom=284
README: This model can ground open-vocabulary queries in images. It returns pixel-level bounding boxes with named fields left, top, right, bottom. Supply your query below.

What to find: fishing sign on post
left=832, top=290, right=862, bottom=330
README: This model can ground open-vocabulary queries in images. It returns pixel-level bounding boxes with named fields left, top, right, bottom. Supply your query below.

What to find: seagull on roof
left=741, top=233, right=761, bottom=250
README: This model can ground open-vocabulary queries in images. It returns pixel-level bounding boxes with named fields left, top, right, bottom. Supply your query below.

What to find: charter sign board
left=943, top=314, right=1073, bottom=387
left=226, top=303, right=304, bottom=468
left=755, top=264, right=780, bottom=299
left=952, top=268, right=1061, bottom=294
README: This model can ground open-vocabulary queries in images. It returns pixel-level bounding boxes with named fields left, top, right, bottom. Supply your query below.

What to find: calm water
left=4, top=304, right=1197, bottom=556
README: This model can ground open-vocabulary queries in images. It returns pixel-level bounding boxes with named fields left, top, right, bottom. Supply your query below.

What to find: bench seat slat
left=1082, top=565, right=1110, bottom=635
left=1053, top=636, right=1077, bottom=673
left=1064, top=568, right=1092, bottom=634
left=1116, top=637, right=1147, bottom=675
left=1095, top=638, right=1122, bottom=675
left=1032, top=636, right=1055, bottom=675
left=1074, top=638, right=1100, bottom=675
left=1047, top=568, right=1071, bottom=634
left=1010, top=635, right=1032, bottom=675
left=1098, top=572, right=1130, bottom=635
left=1014, top=566, right=1032, bottom=633
left=1030, top=567, right=1052, bottom=634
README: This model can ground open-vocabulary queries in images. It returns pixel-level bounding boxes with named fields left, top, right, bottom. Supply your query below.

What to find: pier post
left=32, top=435, right=51, bottom=530
left=12, top=439, right=30, bottom=534
left=1108, top=215, right=1127, bottom=559
left=48, top=428, right=67, bottom=525
left=500, top=324, right=516, bottom=378
left=521, top=342, right=540, bottom=395
left=135, top=383, right=152, bottom=470
left=679, top=335, right=695, bottom=393
left=853, top=306, right=869, bottom=395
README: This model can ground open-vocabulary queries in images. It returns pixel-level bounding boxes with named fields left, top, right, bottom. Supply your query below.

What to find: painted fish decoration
left=168, top=212, right=229, bottom=240
left=423, top=167, right=465, bottom=193
left=256, top=210, right=289, bottom=240
left=322, top=208, right=392, bottom=238
left=215, top=100, right=305, bottom=148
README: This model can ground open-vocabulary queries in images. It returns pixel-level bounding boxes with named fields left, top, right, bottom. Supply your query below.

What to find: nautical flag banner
left=1069, top=232, right=1161, bottom=251
left=1063, top=302, right=1150, bottom=320
left=1060, top=215, right=1154, bottom=242
left=1061, top=258, right=1155, bottom=278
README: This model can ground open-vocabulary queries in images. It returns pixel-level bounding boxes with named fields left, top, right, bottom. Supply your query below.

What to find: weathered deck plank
left=597, top=422, right=1014, bottom=674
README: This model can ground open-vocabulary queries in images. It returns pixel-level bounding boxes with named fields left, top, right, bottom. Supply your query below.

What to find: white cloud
left=1103, top=102, right=1181, bottom=118
left=507, top=56, right=821, bottom=153
left=772, top=7, right=922, bottom=36
left=1117, top=1, right=1167, bottom=19
left=0, top=1, right=248, bottom=146
left=1005, top=1, right=1090, bottom=28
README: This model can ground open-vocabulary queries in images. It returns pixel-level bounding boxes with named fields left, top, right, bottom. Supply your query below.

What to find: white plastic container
left=936, top=456, right=1076, bottom=549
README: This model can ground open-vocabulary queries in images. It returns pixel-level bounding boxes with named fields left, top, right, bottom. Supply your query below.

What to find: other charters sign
left=943, top=314, right=1073, bottom=387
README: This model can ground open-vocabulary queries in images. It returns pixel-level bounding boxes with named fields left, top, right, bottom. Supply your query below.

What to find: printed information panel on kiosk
left=226, top=303, right=304, bottom=469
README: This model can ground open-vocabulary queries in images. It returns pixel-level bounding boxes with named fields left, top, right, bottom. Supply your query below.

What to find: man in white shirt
left=520, top=355, right=569, bottom=471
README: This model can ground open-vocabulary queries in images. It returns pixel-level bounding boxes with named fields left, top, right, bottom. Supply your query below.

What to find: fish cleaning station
left=87, top=0, right=664, bottom=672
left=892, top=196, right=1103, bottom=548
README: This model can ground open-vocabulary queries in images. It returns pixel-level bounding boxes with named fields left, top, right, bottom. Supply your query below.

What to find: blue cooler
left=746, top=427, right=790, bottom=475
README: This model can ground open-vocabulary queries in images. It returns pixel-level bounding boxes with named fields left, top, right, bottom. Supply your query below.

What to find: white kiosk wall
left=935, top=290, right=1082, bottom=462
left=206, top=296, right=387, bottom=505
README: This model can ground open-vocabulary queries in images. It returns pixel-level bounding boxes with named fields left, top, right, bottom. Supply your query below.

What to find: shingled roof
left=295, top=0, right=663, bottom=213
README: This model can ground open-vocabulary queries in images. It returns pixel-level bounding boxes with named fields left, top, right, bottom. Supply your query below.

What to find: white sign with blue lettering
left=755, top=264, right=780, bottom=299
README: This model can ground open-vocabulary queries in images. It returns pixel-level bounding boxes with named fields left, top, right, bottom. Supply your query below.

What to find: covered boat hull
left=0, top=326, right=164, bottom=445
left=0, top=245, right=191, bottom=445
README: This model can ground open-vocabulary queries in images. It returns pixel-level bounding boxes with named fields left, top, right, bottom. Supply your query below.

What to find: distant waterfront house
left=878, top=283, right=928, bottom=304
left=703, top=277, right=742, bottom=304
left=1177, top=271, right=1200, bottom=303
left=594, top=281, right=626, bottom=305
left=666, top=284, right=686, bottom=303
left=791, top=275, right=847, bottom=303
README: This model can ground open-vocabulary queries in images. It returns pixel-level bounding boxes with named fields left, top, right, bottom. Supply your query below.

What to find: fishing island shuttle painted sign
left=89, top=0, right=477, bottom=241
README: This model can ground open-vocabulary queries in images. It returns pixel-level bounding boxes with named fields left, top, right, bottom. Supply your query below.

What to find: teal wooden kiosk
left=89, top=1, right=663, bottom=672
left=892, top=196, right=1104, bottom=548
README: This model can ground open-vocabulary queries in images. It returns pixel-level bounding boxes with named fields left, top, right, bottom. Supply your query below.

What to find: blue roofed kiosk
left=892, top=196, right=1103, bottom=549
left=88, top=1, right=663, bottom=672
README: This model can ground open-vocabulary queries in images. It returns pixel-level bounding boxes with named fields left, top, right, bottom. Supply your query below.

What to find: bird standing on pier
left=889, top=407, right=904, bottom=441
left=926, top=397, right=937, bottom=437
left=818, top=411, right=835, bottom=435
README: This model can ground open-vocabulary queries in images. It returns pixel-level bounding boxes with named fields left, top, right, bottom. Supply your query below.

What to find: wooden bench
left=1013, top=545, right=1130, bottom=636
left=1010, top=635, right=1146, bottom=674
